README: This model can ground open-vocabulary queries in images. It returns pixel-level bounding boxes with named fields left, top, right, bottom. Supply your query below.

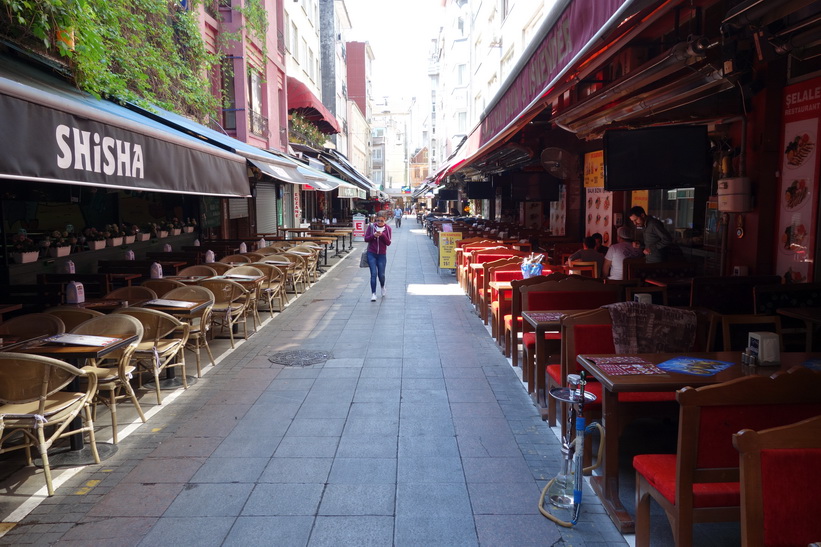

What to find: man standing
left=603, top=227, right=644, bottom=280
left=393, top=205, right=403, bottom=228
left=628, top=206, right=673, bottom=263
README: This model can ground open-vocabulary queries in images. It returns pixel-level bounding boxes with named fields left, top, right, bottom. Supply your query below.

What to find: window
left=308, top=48, right=315, bottom=82
left=301, top=38, right=308, bottom=67
left=372, top=148, right=383, bottom=161
left=457, top=111, right=467, bottom=133
left=372, top=128, right=385, bottom=137
left=284, top=13, right=290, bottom=51
left=457, top=17, right=465, bottom=37
left=457, top=64, right=467, bottom=86
left=221, top=58, right=237, bottom=130
left=247, top=69, right=268, bottom=137
left=372, top=170, right=383, bottom=184
left=291, top=23, right=298, bottom=59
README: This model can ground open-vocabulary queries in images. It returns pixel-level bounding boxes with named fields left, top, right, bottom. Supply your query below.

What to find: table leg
left=589, top=388, right=635, bottom=534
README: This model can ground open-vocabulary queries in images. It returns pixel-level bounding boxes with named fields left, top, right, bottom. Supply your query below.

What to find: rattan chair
left=164, top=285, right=216, bottom=376
left=0, top=313, right=65, bottom=339
left=141, top=279, right=186, bottom=297
left=283, top=252, right=310, bottom=293
left=0, top=353, right=100, bottom=495
left=198, top=279, right=249, bottom=348
left=224, top=266, right=264, bottom=328
left=218, top=254, right=251, bottom=264
left=44, top=306, right=105, bottom=332
left=249, top=263, right=288, bottom=317
left=104, top=286, right=158, bottom=302
left=71, top=314, right=144, bottom=443
left=112, top=308, right=190, bottom=404
left=178, top=265, right=218, bottom=277
left=241, top=252, right=265, bottom=262
left=206, top=262, right=233, bottom=275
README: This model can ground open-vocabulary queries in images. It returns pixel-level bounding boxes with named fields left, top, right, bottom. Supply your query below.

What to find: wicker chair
left=141, top=279, right=186, bottom=297
left=249, top=263, right=288, bottom=317
left=164, top=285, right=216, bottom=376
left=44, top=306, right=105, bottom=332
left=218, top=254, right=251, bottom=264
left=198, top=279, right=249, bottom=348
left=224, top=266, right=264, bottom=328
left=178, top=265, right=218, bottom=277
left=206, top=262, right=233, bottom=275
left=0, top=313, right=65, bottom=339
left=104, top=286, right=158, bottom=302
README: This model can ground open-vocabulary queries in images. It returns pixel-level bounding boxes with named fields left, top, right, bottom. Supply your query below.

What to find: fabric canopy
left=0, top=55, right=250, bottom=197
left=286, top=77, right=341, bottom=134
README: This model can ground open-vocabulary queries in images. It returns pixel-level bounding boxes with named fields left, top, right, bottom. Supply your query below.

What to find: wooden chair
left=567, top=260, right=599, bottom=278
left=71, top=314, right=144, bottom=443
left=720, top=314, right=782, bottom=351
left=469, top=250, right=528, bottom=307
left=111, top=308, right=190, bottom=404
left=733, top=414, right=821, bottom=547
left=633, top=367, right=821, bottom=547
left=44, top=306, right=105, bottom=332
left=0, top=353, right=100, bottom=495
left=104, top=286, right=158, bottom=302
left=141, top=279, right=186, bottom=297
left=178, top=265, right=218, bottom=277
left=479, top=257, right=521, bottom=325
left=490, top=264, right=525, bottom=344
left=164, top=285, right=216, bottom=377
left=503, top=273, right=567, bottom=366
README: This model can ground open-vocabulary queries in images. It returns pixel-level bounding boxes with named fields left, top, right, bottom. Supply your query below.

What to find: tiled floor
left=0, top=219, right=741, bottom=546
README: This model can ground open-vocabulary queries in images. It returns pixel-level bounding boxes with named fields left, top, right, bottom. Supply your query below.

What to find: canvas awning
left=0, top=55, right=250, bottom=197
left=286, top=77, right=341, bottom=134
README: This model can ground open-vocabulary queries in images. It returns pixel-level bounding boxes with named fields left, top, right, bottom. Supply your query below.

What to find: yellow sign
left=631, top=190, right=649, bottom=211
left=584, top=150, right=604, bottom=188
left=438, top=232, right=462, bottom=269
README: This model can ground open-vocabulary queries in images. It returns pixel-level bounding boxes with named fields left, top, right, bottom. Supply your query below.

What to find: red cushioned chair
left=490, top=267, right=525, bottom=344
left=479, top=257, right=522, bottom=326
left=471, top=252, right=528, bottom=313
left=633, top=367, right=821, bottom=547
left=733, top=414, right=821, bottom=547
left=504, top=273, right=568, bottom=367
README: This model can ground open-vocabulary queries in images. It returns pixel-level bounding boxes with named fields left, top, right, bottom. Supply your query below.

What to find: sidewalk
left=0, top=219, right=628, bottom=546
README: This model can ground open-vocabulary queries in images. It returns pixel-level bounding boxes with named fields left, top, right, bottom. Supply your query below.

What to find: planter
left=124, top=235, right=136, bottom=244
left=157, top=231, right=169, bottom=239
left=106, top=237, right=123, bottom=247
left=12, top=251, right=39, bottom=264
left=183, top=226, right=194, bottom=233
left=171, top=228, right=181, bottom=236
left=136, top=233, right=150, bottom=242
left=88, top=240, right=106, bottom=251
left=48, top=246, right=71, bottom=258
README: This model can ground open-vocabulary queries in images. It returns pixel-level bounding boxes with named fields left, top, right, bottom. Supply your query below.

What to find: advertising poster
left=584, top=151, right=613, bottom=245
left=776, top=77, right=820, bottom=283
left=548, top=186, right=566, bottom=236
left=438, top=232, right=462, bottom=269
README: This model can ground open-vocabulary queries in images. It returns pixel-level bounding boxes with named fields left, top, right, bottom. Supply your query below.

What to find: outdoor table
left=777, top=307, right=821, bottom=351
left=164, top=275, right=210, bottom=285
left=67, top=298, right=140, bottom=312
left=108, top=273, right=142, bottom=287
left=8, top=333, right=139, bottom=450
left=140, top=298, right=209, bottom=319
left=0, top=303, right=23, bottom=324
left=575, top=350, right=821, bottom=533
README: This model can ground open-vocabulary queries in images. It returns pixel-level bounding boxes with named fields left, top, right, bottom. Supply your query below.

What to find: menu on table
left=588, top=356, right=666, bottom=376
left=44, top=334, right=121, bottom=347
left=526, top=312, right=565, bottom=322
left=146, top=299, right=198, bottom=308
left=656, top=356, right=734, bottom=376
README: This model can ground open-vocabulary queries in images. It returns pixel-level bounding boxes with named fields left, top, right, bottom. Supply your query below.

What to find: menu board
left=775, top=77, right=820, bottom=283
left=584, top=151, right=612, bottom=244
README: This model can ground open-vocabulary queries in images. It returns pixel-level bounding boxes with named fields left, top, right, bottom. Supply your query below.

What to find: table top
left=644, top=276, right=694, bottom=288
left=165, top=275, right=209, bottom=283
left=140, top=299, right=209, bottom=316
left=10, top=333, right=140, bottom=361
left=577, top=351, right=821, bottom=393
left=777, top=307, right=821, bottom=322
left=488, top=281, right=512, bottom=291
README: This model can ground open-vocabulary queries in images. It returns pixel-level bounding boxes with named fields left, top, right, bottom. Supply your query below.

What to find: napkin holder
left=150, top=262, right=164, bottom=279
left=239, top=242, right=247, bottom=253
left=204, top=250, right=215, bottom=263
left=65, top=281, right=85, bottom=304
left=193, top=239, right=201, bottom=246
left=747, top=332, right=780, bottom=366
left=58, top=260, right=75, bottom=274
left=633, top=293, right=653, bottom=304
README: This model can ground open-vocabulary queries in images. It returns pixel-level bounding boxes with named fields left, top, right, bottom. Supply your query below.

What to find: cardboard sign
left=438, top=232, right=462, bottom=269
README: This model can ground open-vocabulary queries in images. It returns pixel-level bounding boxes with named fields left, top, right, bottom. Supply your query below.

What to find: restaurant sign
left=775, top=76, right=820, bottom=283
left=438, top=232, right=463, bottom=269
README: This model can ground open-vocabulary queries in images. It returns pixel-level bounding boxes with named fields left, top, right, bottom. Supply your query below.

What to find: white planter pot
left=12, top=251, right=39, bottom=264
left=88, top=240, right=106, bottom=251
left=106, top=237, right=123, bottom=247
left=157, top=231, right=169, bottom=239
left=136, top=233, right=150, bottom=242
left=48, top=246, right=71, bottom=258
left=183, top=226, right=194, bottom=233
left=171, top=228, right=181, bottom=236
left=124, top=235, right=136, bottom=244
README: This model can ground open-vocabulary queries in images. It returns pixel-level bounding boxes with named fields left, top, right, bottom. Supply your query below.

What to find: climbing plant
left=289, top=111, right=327, bottom=149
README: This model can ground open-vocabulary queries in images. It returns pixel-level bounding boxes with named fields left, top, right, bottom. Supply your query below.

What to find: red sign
left=353, top=216, right=366, bottom=238
left=775, top=77, right=820, bottom=283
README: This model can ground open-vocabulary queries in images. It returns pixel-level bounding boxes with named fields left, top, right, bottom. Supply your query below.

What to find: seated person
left=567, top=236, right=605, bottom=276
left=591, top=232, right=608, bottom=255
left=603, top=227, right=644, bottom=280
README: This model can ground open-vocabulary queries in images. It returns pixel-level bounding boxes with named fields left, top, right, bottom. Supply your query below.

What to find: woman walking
left=364, top=214, right=392, bottom=301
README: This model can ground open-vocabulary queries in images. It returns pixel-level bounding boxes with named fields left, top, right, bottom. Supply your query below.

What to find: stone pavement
left=0, top=218, right=629, bottom=546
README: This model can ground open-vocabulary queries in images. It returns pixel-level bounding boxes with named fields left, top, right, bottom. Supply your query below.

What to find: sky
left=342, top=0, right=444, bottom=102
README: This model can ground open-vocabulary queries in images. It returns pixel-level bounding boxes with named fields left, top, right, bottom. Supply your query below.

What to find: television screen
left=467, top=182, right=495, bottom=199
left=437, top=189, right=458, bottom=201
left=507, top=172, right=560, bottom=202
left=603, top=126, right=710, bottom=191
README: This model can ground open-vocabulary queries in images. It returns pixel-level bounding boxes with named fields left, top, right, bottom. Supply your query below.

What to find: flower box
left=12, top=251, right=39, bottom=264
left=48, top=246, right=71, bottom=258
left=88, top=240, right=106, bottom=251
left=136, top=233, right=150, bottom=242
left=106, top=237, right=123, bottom=247
left=183, top=226, right=194, bottom=233
left=157, top=230, right=169, bottom=239
left=124, top=235, right=136, bottom=244
left=171, top=228, right=181, bottom=236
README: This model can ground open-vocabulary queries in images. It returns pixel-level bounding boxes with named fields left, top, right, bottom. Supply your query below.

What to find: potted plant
left=122, top=224, right=138, bottom=244
left=104, top=224, right=123, bottom=247
left=46, top=230, right=75, bottom=258
left=11, top=233, right=40, bottom=263
left=168, top=218, right=183, bottom=236
left=183, top=217, right=197, bottom=233
left=139, top=223, right=156, bottom=241
left=154, top=222, right=169, bottom=238
left=83, top=227, right=106, bottom=250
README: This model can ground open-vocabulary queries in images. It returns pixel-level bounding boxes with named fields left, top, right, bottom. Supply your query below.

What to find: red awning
left=287, top=77, right=341, bottom=134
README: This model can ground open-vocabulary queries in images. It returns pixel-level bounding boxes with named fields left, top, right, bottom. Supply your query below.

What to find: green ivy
left=0, top=0, right=268, bottom=122
left=289, top=111, right=326, bottom=149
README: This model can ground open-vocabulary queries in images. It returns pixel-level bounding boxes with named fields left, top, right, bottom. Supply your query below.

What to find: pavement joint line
left=0, top=248, right=354, bottom=535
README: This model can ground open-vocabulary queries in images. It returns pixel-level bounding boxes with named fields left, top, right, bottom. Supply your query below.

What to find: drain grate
left=268, top=350, right=332, bottom=367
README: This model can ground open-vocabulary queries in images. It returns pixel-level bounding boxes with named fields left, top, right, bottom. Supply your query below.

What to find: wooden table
left=576, top=351, right=821, bottom=533
left=10, top=334, right=140, bottom=450
left=0, top=303, right=23, bottom=324
left=777, top=307, right=821, bottom=351
left=164, top=275, right=211, bottom=285
left=140, top=298, right=209, bottom=319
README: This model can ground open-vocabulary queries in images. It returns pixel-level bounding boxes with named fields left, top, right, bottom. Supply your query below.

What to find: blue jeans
left=367, top=252, right=386, bottom=293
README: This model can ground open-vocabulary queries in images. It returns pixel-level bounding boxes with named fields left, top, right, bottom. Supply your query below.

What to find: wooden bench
left=754, top=282, right=821, bottom=350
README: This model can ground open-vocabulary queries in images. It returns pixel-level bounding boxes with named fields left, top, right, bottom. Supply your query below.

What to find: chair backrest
left=0, top=313, right=66, bottom=338
left=673, top=367, right=821, bottom=520
left=178, top=265, right=218, bottom=277
left=690, top=275, right=782, bottom=314
left=225, top=266, right=264, bottom=277
left=105, top=286, right=158, bottom=301
left=70, top=313, right=143, bottom=361
left=199, top=279, right=247, bottom=306
left=733, top=414, right=821, bottom=547
left=164, top=285, right=215, bottom=305
left=521, top=276, right=618, bottom=312
left=141, top=279, right=186, bottom=297
left=560, top=308, right=614, bottom=377
left=44, top=306, right=105, bottom=332
left=248, top=263, right=280, bottom=285
left=206, top=262, right=233, bottom=275
left=0, top=353, right=89, bottom=409
left=567, top=260, right=599, bottom=278
left=720, top=314, right=782, bottom=351
left=112, top=307, right=183, bottom=343
left=219, top=254, right=251, bottom=264
left=241, top=252, right=265, bottom=261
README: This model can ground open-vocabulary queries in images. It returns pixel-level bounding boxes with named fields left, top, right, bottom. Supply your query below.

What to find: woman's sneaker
left=381, top=287, right=387, bottom=297
left=370, top=293, right=377, bottom=302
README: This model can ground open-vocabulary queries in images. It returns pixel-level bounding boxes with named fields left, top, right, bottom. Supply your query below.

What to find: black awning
left=0, top=55, right=250, bottom=197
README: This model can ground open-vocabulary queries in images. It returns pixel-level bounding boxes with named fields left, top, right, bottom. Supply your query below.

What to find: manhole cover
left=268, top=350, right=332, bottom=367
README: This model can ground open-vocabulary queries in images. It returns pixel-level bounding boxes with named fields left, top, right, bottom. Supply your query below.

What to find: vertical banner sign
left=439, top=232, right=462, bottom=269
left=583, top=151, right=613, bottom=245
left=293, top=189, right=302, bottom=220
left=776, top=77, right=820, bottom=283
left=352, top=214, right=366, bottom=240
left=549, top=186, right=566, bottom=236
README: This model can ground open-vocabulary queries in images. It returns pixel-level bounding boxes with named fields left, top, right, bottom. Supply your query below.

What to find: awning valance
left=286, top=77, right=341, bottom=134
left=0, top=55, right=250, bottom=197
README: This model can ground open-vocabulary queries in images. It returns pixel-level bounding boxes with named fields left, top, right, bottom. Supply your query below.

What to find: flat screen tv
left=467, top=182, right=495, bottom=199
left=603, top=126, right=710, bottom=191
left=437, top=189, right=458, bottom=201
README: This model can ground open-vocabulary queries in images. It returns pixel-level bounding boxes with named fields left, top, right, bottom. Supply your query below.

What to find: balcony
left=249, top=110, right=269, bottom=138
